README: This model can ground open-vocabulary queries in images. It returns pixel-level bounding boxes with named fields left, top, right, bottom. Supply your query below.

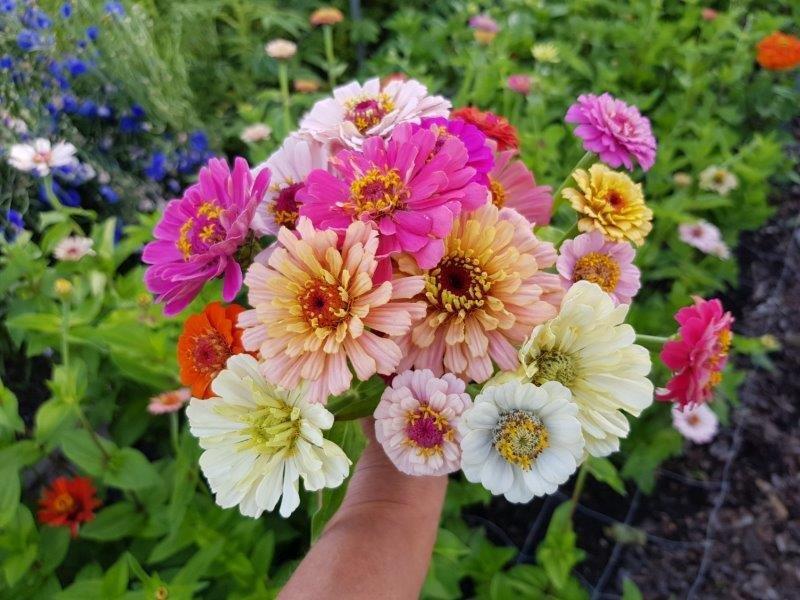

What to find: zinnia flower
left=394, top=203, right=563, bottom=383
left=698, top=165, right=738, bottom=195
left=459, top=380, right=584, bottom=503
left=701, top=8, right=718, bottom=21
left=488, top=148, right=552, bottom=226
left=299, top=123, right=487, bottom=271
left=38, top=476, right=101, bottom=537
left=557, top=231, right=641, bottom=305
left=186, top=354, right=350, bottom=518
left=451, top=106, right=519, bottom=151
left=531, top=42, right=560, bottom=63
left=565, top=93, right=657, bottom=171
left=178, top=302, right=248, bottom=399
left=239, top=123, right=272, bottom=144
left=299, top=77, right=450, bottom=150
left=562, top=163, right=653, bottom=246
left=265, top=39, right=297, bottom=60
left=672, top=404, right=719, bottom=444
left=507, top=75, right=532, bottom=95
left=53, top=236, right=95, bottom=261
left=469, top=14, right=499, bottom=44
left=678, top=220, right=730, bottom=259
left=374, top=369, right=471, bottom=476
left=310, top=7, right=344, bottom=26
left=239, top=218, right=426, bottom=404
left=412, top=116, right=495, bottom=184
left=294, top=78, right=321, bottom=94
left=756, top=32, right=800, bottom=71
left=143, top=157, right=269, bottom=316
left=148, top=388, right=191, bottom=414
left=251, top=136, right=329, bottom=235
left=657, top=297, right=733, bottom=409
left=8, top=138, right=77, bottom=176
left=519, top=281, right=654, bottom=456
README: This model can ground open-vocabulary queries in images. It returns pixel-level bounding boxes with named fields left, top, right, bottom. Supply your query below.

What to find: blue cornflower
left=63, top=57, right=87, bottom=77
left=100, top=185, right=119, bottom=203
left=0, top=56, right=12, bottom=70
left=188, top=130, right=209, bottom=152
left=0, top=0, right=15, bottom=14
left=144, top=152, right=167, bottom=181
left=17, top=30, right=40, bottom=52
left=40, top=181, right=81, bottom=208
left=104, top=1, right=125, bottom=17
left=22, top=7, right=52, bottom=29
left=60, top=3, right=72, bottom=18
left=4, top=209, right=25, bottom=242
left=77, top=100, right=98, bottom=118
left=62, top=94, right=78, bottom=113
left=86, top=25, right=99, bottom=41
left=130, top=104, right=145, bottom=118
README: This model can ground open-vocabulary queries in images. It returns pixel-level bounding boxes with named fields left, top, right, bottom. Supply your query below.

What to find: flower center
left=176, top=201, right=225, bottom=260
left=492, top=410, right=549, bottom=470
left=489, top=177, right=506, bottom=207
left=572, top=251, right=621, bottom=292
left=241, top=389, right=302, bottom=456
left=404, top=405, right=452, bottom=456
left=529, top=350, right=578, bottom=387
left=424, top=252, right=493, bottom=315
left=53, top=492, right=76, bottom=514
left=190, top=330, right=230, bottom=375
left=344, top=93, right=395, bottom=134
left=299, top=279, right=349, bottom=329
left=687, top=414, right=700, bottom=426
left=270, top=182, right=303, bottom=229
left=704, top=328, right=732, bottom=393
left=611, top=112, right=634, bottom=137
left=713, top=171, right=727, bottom=184
left=348, top=167, right=409, bottom=218
left=605, top=188, right=627, bottom=211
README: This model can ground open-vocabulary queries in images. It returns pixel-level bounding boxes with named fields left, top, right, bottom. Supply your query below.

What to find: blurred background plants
left=1, top=0, right=797, bottom=598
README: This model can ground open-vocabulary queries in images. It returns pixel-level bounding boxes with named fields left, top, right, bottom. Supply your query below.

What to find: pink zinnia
left=507, top=74, right=532, bottom=95
left=298, top=123, right=487, bottom=274
left=672, top=404, right=719, bottom=444
left=678, top=220, right=730, bottom=259
left=412, top=116, right=495, bottom=185
left=488, top=148, right=552, bottom=226
left=374, top=369, right=471, bottom=476
left=148, top=388, right=191, bottom=414
left=143, top=157, right=269, bottom=315
left=657, top=297, right=734, bottom=408
left=469, top=14, right=499, bottom=33
left=557, top=231, right=641, bottom=305
left=565, top=93, right=657, bottom=171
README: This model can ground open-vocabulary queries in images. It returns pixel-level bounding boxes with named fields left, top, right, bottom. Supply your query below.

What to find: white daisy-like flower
left=239, top=123, right=272, bottom=144
left=519, top=281, right=654, bottom=457
left=460, top=380, right=583, bottom=503
left=250, top=135, right=329, bottom=235
left=53, top=236, right=95, bottom=261
left=699, top=166, right=738, bottom=196
left=672, top=404, right=718, bottom=444
left=298, top=77, right=450, bottom=150
left=186, top=354, right=351, bottom=518
left=678, top=220, right=730, bottom=259
left=264, top=39, right=297, bottom=60
left=8, top=138, right=77, bottom=176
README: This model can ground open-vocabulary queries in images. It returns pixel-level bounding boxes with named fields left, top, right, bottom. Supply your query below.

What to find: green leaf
left=37, top=526, right=71, bottom=575
left=535, top=502, right=585, bottom=592
left=101, top=555, right=129, bottom=598
left=3, top=543, right=38, bottom=587
left=0, top=465, right=20, bottom=527
left=0, top=383, right=24, bottom=439
left=172, top=540, right=224, bottom=586
left=61, top=429, right=114, bottom=477
left=585, top=457, right=626, bottom=495
left=621, top=428, right=683, bottom=493
left=81, top=503, right=146, bottom=541
left=490, top=565, right=548, bottom=599
left=622, top=578, right=644, bottom=600
left=326, top=376, right=385, bottom=420
left=104, top=448, right=161, bottom=490
left=34, top=399, right=75, bottom=445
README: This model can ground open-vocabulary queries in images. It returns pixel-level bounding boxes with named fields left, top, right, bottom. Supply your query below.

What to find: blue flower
left=78, top=100, right=98, bottom=118
left=40, top=181, right=81, bottom=208
left=97, top=105, right=112, bottom=119
left=104, top=1, right=125, bottom=17
left=86, top=25, right=99, bottom=41
left=0, top=56, right=12, bottom=70
left=100, top=185, right=119, bottom=203
left=17, top=30, right=40, bottom=52
left=189, top=130, right=209, bottom=152
left=62, top=94, right=79, bottom=113
left=64, top=57, right=87, bottom=77
left=4, top=209, right=25, bottom=242
left=0, top=0, right=15, bottom=14
left=131, top=104, right=145, bottom=118
left=144, top=152, right=167, bottom=181
left=60, top=3, right=72, bottom=18
left=22, top=7, right=52, bottom=30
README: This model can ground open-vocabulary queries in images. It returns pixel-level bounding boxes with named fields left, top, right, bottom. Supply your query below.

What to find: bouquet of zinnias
left=143, top=77, right=691, bottom=519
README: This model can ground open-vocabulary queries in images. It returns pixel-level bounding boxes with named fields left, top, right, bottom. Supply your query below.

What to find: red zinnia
left=38, top=476, right=101, bottom=537
left=178, top=302, right=248, bottom=398
left=451, top=106, right=519, bottom=151
left=657, top=297, right=733, bottom=409
left=756, top=32, right=800, bottom=71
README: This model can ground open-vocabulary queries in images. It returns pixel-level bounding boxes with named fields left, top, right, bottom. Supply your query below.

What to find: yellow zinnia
left=562, top=163, right=653, bottom=246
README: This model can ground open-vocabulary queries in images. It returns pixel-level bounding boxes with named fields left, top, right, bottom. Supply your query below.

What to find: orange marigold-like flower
left=38, top=476, right=101, bottom=537
left=451, top=106, right=519, bottom=151
left=310, top=7, right=344, bottom=26
left=178, top=302, right=248, bottom=398
left=756, top=32, right=800, bottom=71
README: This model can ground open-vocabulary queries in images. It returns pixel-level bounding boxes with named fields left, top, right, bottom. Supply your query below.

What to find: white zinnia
left=699, top=165, right=738, bottom=196
left=8, top=138, right=77, bottom=176
left=265, top=39, right=297, bottom=59
left=460, top=380, right=583, bottom=503
left=678, top=220, right=730, bottom=259
left=298, top=77, right=450, bottom=150
left=240, top=123, right=273, bottom=144
left=672, top=404, right=718, bottom=444
left=519, top=281, right=654, bottom=457
left=53, top=236, right=95, bottom=261
left=186, top=354, right=351, bottom=518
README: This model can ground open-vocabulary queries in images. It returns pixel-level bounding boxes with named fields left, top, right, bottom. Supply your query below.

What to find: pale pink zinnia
left=672, top=404, right=719, bottom=444
left=298, top=77, right=450, bottom=150
left=507, top=74, right=532, bottom=95
left=565, top=92, right=657, bottom=171
left=239, top=218, right=426, bottom=404
left=143, top=158, right=269, bottom=315
left=395, top=203, right=563, bottom=383
left=250, top=136, right=329, bottom=235
left=488, top=148, right=552, bottom=226
left=374, top=369, right=471, bottom=476
left=148, top=388, right=191, bottom=414
left=299, top=123, right=487, bottom=275
left=557, top=231, right=641, bottom=305
left=678, top=220, right=730, bottom=259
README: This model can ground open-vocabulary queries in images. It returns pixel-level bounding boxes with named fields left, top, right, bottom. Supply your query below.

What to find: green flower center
left=530, top=350, right=578, bottom=387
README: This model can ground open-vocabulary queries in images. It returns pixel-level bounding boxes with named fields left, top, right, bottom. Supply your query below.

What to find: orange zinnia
left=178, top=302, right=248, bottom=398
left=38, top=476, right=101, bottom=537
left=451, top=106, right=520, bottom=151
left=756, top=32, right=800, bottom=71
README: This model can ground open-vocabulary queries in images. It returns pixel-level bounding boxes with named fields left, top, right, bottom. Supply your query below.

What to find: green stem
left=323, top=25, right=337, bottom=89
left=43, top=175, right=66, bottom=213
left=278, top=62, right=292, bottom=136
left=636, top=334, right=670, bottom=346
left=555, top=221, right=579, bottom=247
left=570, top=462, right=589, bottom=517
left=169, top=411, right=180, bottom=456
left=552, top=151, right=594, bottom=214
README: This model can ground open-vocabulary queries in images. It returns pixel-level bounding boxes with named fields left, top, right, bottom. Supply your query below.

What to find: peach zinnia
left=394, top=203, right=562, bottom=383
left=239, top=218, right=426, bottom=404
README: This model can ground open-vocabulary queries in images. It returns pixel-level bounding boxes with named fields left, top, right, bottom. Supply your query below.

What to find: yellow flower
left=562, top=163, right=652, bottom=246
left=531, top=42, right=560, bottom=63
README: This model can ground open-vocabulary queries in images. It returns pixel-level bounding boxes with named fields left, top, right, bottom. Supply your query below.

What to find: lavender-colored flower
left=565, top=93, right=657, bottom=171
left=469, top=14, right=499, bottom=33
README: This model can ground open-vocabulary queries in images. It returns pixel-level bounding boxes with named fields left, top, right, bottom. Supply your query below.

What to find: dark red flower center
left=270, top=182, right=304, bottom=229
left=299, top=279, right=349, bottom=328
left=191, top=330, right=231, bottom=375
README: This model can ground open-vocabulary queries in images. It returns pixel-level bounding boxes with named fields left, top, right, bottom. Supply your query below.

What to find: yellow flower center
left=299, top=279, right=350, bottom=329
left=529, top=350, right=578, bottom=387
left=572, top=252, right=621, bottom=292
left=344, top=93, right=395, bottom=134
left=424, top=252, right=493, bottom=315
left=489, top=177, right=506, bottom=207
left=176, top=201, right=224, bottom=260
left=348, top=167, right=409, bottom=218
left=492, top=410, right=550, bottom=470
left=404, top=405, right=453, bottom=457
left=53, top=493, right=76, bottom=514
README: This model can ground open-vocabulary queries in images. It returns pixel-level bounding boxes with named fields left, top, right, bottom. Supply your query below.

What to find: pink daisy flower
left=565, top=92, right=657, bottom=171
left=556, top=231, right=641, bottom=305
left=143, top=157, right=269, bottom=315
left=678, top=220, right=730, bottom=259
left=148, top=388, right=191, bottom=415
left=298, top=123, right=488, bottom=274
left=250, top=136, right=329, bottom=235
left=488, top=148, right=552, bottom=226
left=238, top=218, right=426, bottom=404
left=506, top=74, right=532, bottom=95
left=657, top=297, right=734, bottom=409
left=374, top=369, right=471, bottom=476
left=672, top=403, right=719, bottom=444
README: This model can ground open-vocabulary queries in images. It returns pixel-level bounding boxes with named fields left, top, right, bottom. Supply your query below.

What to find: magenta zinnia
left=239, top=218, right=426, bottom=404
left=488, top=148, right=552, bottom=226
left=143, top=157, right=269, bottom=315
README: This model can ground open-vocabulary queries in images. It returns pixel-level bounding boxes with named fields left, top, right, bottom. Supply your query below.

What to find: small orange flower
left=756, top=32, right=800, bottom=71
left=178, top=302, right=248, bottom=398
left=451, top=106, right=519, bottom=151
left=38, top=476, right=101, bottom=537
left=310, top=7, right=344, bottom=27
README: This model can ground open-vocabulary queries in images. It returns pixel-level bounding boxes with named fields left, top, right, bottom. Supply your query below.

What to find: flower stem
left=555, top=221, right=579, bottom=247
left=636, top=334, right=670, bottom=346
left=570, top=462, right=589, bottom=517
left=43, top=175, right=65, bottom=213
left=169, top=411, right=180, bottom=456
left=278, top=62, right=292, bottom=136
left=551, top=151, right=594, bottom=214
left=323, top=25, right=337, bottom=89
